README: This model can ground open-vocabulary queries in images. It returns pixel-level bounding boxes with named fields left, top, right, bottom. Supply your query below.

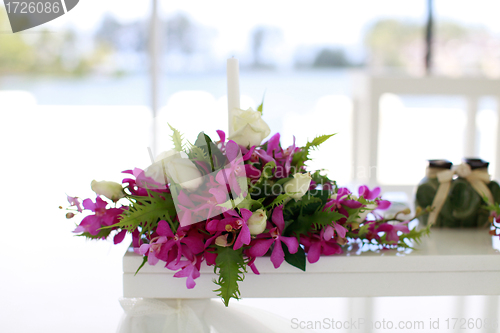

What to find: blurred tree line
left=0, top=7, right=111, bottom=76
left=365, top=19, right=500, bottom=76
left=1, top=5, right=499, bottom=76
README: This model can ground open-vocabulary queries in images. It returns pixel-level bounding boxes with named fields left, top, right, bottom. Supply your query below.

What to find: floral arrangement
left=63, top=106, right=430, bottom=306
left=486, top=202, right=500, bottom=236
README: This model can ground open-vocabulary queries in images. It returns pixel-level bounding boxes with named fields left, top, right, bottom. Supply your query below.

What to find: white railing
left=351, top=72, right=500, bottom=198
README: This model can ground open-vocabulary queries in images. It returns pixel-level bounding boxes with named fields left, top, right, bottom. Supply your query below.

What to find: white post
left=465, top=95, right=478, bottom=158
left=149, top=0, right=160, bottom=155
left=227, top=58, right=240, bottom=137
left=496, top=96, right=500, bottom=180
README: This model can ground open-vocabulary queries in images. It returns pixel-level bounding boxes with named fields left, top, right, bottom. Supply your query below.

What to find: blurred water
left=3, top=69, right=496, bottom=185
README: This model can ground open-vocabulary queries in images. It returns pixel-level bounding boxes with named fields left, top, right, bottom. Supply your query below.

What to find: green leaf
left=194, top=132, right=226, bottom=171
left=75, top=228, right=112, bottom=240
left=298, top=210, right=345, bottom=230
left=250, top=161, right=276, bottom=192
left=235, top=193, right=264, bottom=211
left=188, top=144, right=211, bottom=168
left=308, top=134, right=336, bottom=148
left=397, top=224, right=432, bottom=248
left=284, top=245, right=306, bottom=271
left=301, top=190, right=330, bottom=215
left=355, top=223, right=371, bottom=237
left=135, top=255, right=148, bottom=276
left=311, top=170, right=335, bottom=189
left=292, top=134, right=336, bottom=169
left=168, top=123, right=185, bottom=152
left=112, top=190, right=177, bottom=234
left=217, top=192, right=249, bottom=211
left=266, top=192, right=295, bottom=209
left=213, top=246, right=246, bottom=306
left=297, top=197, right=323, bottom=216
left=257, top=92, right=266, bottom=114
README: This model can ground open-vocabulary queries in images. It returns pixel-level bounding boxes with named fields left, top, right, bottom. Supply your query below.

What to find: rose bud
left=247, top=209, right=267, bottom=235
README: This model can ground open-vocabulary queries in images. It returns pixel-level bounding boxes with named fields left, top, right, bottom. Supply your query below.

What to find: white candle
left=227, top=58, right=240, bottom=136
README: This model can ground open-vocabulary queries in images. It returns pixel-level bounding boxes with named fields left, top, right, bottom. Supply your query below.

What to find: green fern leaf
left=307, top=134, right=336, bottom=150
left=299, top=210, right=346, bottom=230
left=168, top=123, right=185, bottom=152
left=266, top=192, right=295, bottom=209
left=398, top=224, right=432, bottom=247
left=189, top=145, right=210, bottom=165
left=213, top=246, right=246, bottom=306
left=113, top=190, right=177, bottom=234
left=292, top=134, right=336, bottom=169
left=257, top=92, right=265, bottom=114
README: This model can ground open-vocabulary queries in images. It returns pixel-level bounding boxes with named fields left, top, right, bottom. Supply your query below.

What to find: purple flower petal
left=376, top=200, right=391, bottom=210
left=307, top=242, right=321, bottom=263
left=138, top=244, right=150, bottom=255
left=148, top=252, right=160, bottom=266
left=216, top=130, right=226, bottom=143
left=334, top=223, right=347, bottom=238
left=240, top=208, right=253, bottom=221
left=342, top=199, right=363, bottom=209
left=233, top=222, right=251, bottom=250
left=248, top=239, right=275, bottom=257
left=280, top=236, right=299, bottom=254
left=266, top=133, right=281, bottom=154
left=157, top=220, right=174, bottom=238
left=225, top=140, right=240, bottom=162
left=82, top=198, right=96, bottom=212
left=113, top=230, right=127, bottom=245
left=272, top=206, right=285, bottom=232
left=270, top=240, right=285, bottom=268
left=323, top=225, right=334, bottom=240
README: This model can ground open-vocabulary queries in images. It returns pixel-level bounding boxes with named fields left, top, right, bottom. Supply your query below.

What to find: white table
left=123, top=229, right=500, bottom=299
left=119, top=229, right=500, bottom=333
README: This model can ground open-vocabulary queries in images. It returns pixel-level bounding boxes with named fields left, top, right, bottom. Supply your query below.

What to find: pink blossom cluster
left=68, top=131, right=412, bottom=290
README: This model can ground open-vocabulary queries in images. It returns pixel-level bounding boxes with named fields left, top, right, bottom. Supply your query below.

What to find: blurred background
left=1, top=1, right=499, bottom=332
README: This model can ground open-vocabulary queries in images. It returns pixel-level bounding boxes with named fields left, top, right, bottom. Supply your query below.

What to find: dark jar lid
left=428, top=159, right=453, bottom=169
left=463, top=158, right=489, bottom=170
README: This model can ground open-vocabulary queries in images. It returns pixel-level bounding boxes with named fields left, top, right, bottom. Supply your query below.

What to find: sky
left=31, top=0, right=500, bottom=58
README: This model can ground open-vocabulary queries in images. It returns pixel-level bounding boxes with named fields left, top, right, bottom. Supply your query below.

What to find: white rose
left=145, top=150, right=202, bottom=191
left=247, top=209, right=267, bottom=235
left=154, top=149, right=185, bottom=162
left=284, top=172, right=312, bottom=201
left=143, top=150, right=177, bottom=185
left=164, top=157, right=203, bottom=191
left=91, top=180, right=125, bottom=202
left=229, top=107, right=271, bottom=147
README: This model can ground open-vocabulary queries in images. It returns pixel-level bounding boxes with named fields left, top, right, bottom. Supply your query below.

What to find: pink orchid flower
left=216, top=141, right=247, bottom=197
left=358, top=185, right=391, bottom=210
left=67, top=195, right=83, bottom=213
left=205, top=209, right=252, bottom=250
left=324, top=188, right=363, bottom=224
left=358, top=185, right=381, bottom=200
left=302, top=230, right=342, bottom=263
left=248, top=206, right=299, bottom=268
left=323, top=221, right=348, bottom=241
left=73, top=197, right=122, bottom=236
left=376, top=222, right=410, bottom=243
left=169, top=256, right=202, bottom=289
